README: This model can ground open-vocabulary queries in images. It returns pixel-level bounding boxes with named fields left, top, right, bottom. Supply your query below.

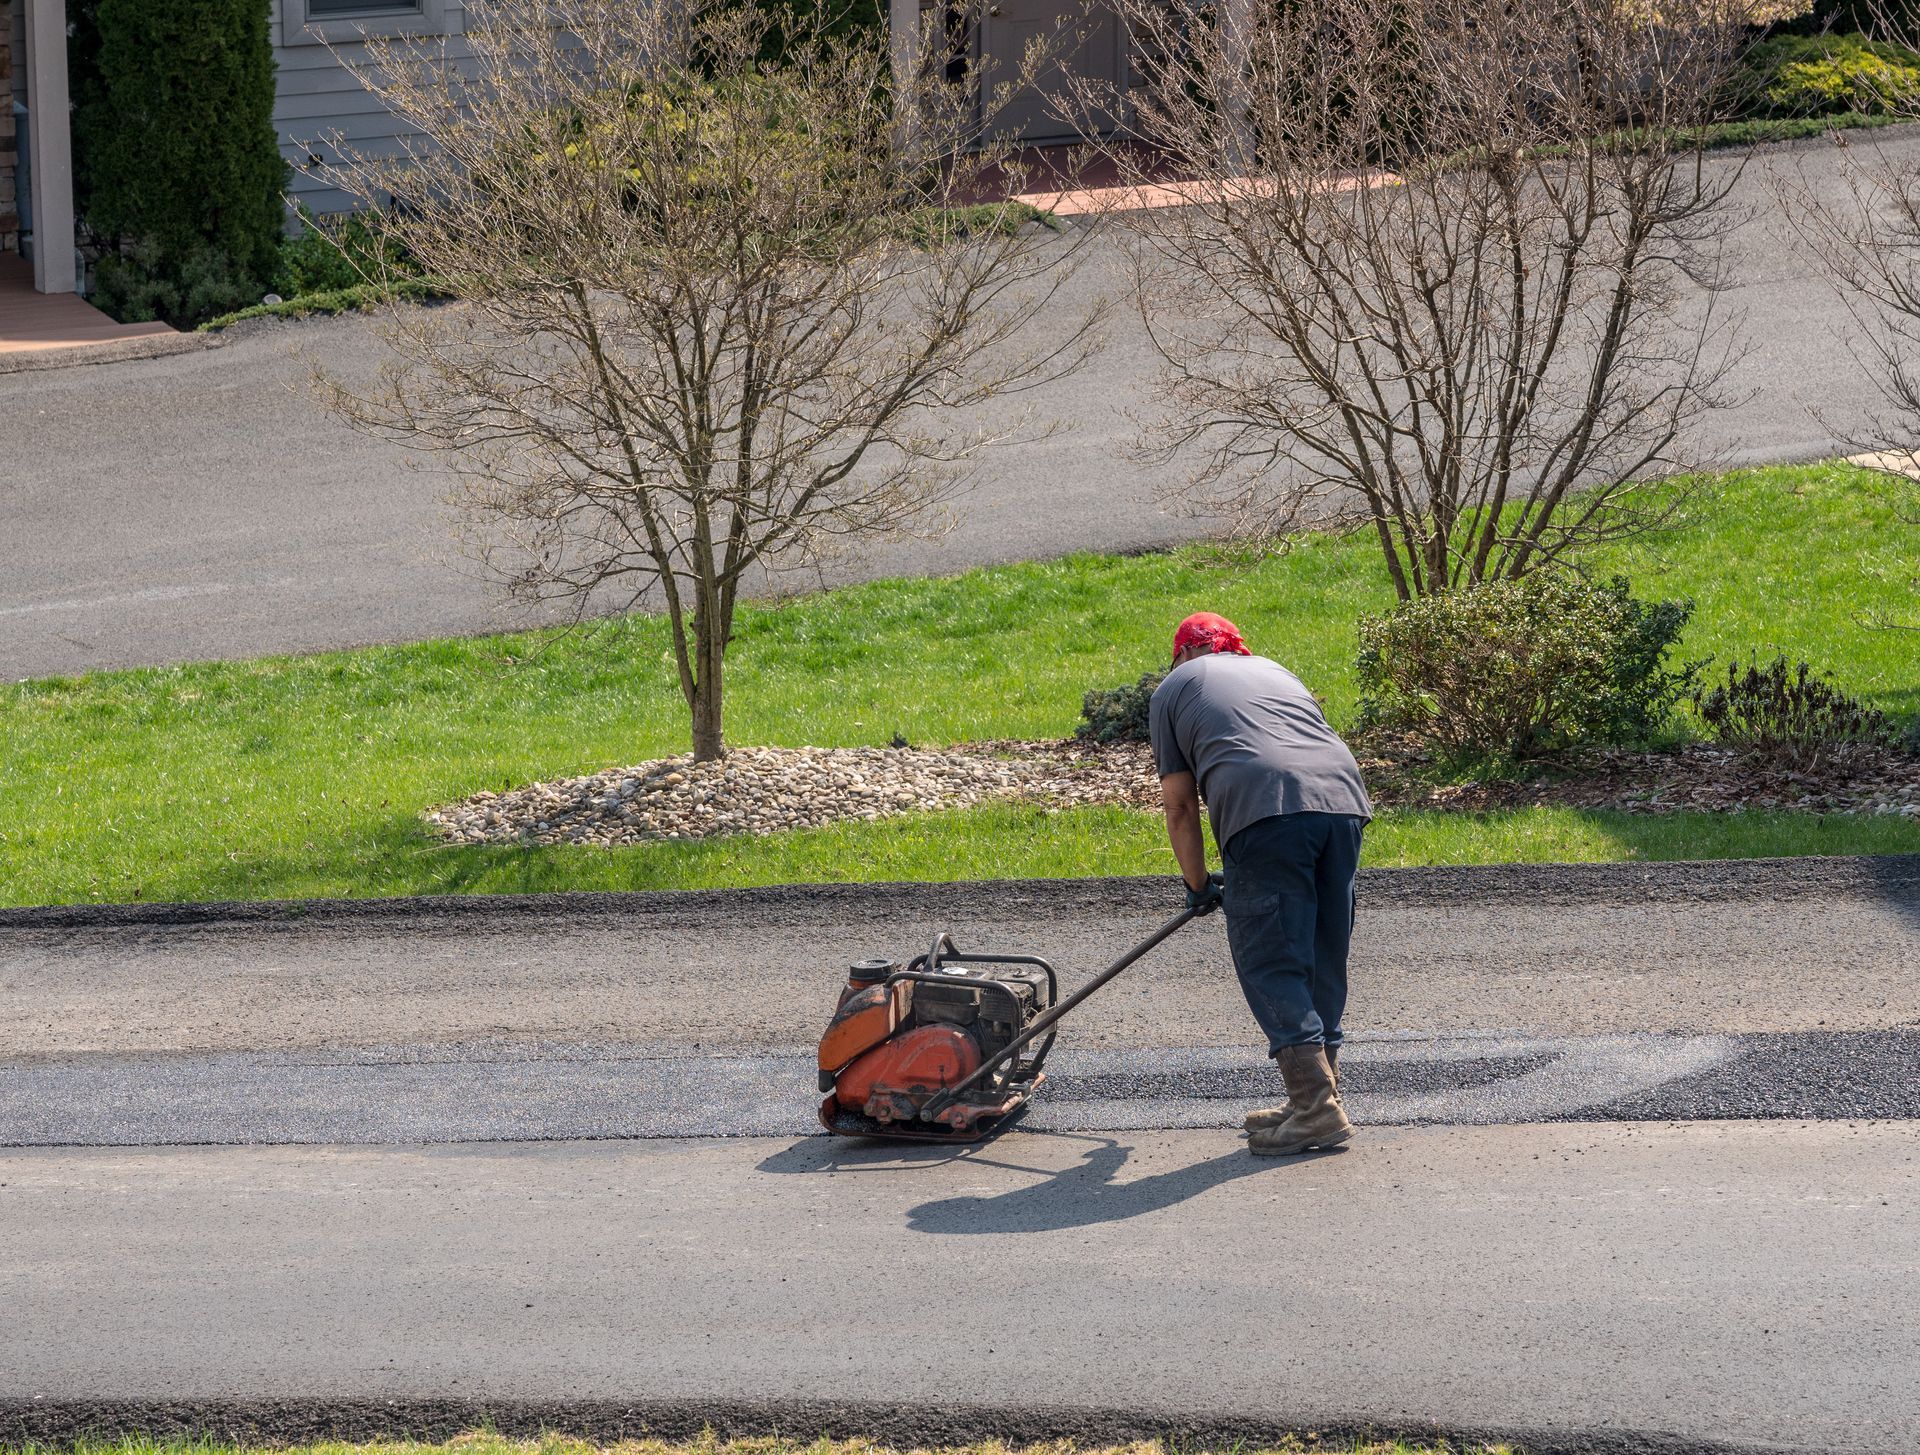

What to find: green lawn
left=3, top=462, right=1917, bottom=907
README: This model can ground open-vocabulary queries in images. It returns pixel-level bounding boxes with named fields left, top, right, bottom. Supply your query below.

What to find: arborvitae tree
left=72, top=0, right=287, bottom=324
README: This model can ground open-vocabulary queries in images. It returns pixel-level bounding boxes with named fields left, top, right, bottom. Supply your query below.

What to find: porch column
left=1218, top=0, right=1255, bottom=173
left=889, top=0, right=924, bottom=147
left=1, top=0, right=18, bottom=254
left=22, top=0, right=75, bottom=294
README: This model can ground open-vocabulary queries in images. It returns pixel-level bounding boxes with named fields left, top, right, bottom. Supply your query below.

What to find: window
left=283, top=0, right=456, bottom=45
left=306, top=0, right=422, bottom=14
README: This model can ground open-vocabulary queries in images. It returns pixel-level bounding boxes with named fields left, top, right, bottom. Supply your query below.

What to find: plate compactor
left=816, top=906, right=1202, bottom=1142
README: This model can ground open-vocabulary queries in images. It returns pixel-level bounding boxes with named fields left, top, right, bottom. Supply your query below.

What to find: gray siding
left=11, top=4, right=464, bottom=220
left=272, top=0, right=467, bottom=217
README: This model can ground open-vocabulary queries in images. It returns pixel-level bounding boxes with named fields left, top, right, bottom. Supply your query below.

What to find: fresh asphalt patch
left=2, top=1028, right=1913, bottom=1148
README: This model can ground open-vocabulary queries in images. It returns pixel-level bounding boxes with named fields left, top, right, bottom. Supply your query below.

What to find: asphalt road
left=5, top=128, right=1915, bottom=680
left=5, top=1123, right=1915, bottom=1455
left=2, top=859, right=1917, bottom=1453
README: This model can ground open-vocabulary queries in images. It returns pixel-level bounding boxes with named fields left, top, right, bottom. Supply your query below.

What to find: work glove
left=1184, top=871, right=1225, bottom=916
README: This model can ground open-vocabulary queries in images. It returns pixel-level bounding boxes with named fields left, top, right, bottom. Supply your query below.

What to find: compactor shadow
left=758, top=1128, right=1340, bottom=1230
left=757, top=1137, right=988, bottom=1176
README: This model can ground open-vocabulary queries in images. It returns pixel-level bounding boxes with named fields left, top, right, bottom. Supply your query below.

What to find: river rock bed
left=425, top=741, right=1161, bottom=847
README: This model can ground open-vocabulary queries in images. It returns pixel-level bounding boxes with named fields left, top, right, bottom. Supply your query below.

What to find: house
left=272, top=0, right=469, bottom=215
left=2, top=0, right=74, bottom=293
left=2, top=0, right=469, bottom=295
left=1, top=0, right=1116, bottom=299
left=893, top=0, right=1132, bottom=144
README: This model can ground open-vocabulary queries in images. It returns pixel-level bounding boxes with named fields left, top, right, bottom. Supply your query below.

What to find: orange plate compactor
left=816, top=907, right=1203, bottom=1142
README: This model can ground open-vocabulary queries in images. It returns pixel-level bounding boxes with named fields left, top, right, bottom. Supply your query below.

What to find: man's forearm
left=1166, top=804, right=1208, bottom=891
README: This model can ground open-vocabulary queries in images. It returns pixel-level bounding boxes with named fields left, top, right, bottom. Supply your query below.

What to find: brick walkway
left=974, top=142, right=1396, bottom=216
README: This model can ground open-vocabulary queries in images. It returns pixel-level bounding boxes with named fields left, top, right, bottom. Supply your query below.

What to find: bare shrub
left=1068, top=0, right=1750, bottom=599
left=306, top=0, right=1103, bottom=758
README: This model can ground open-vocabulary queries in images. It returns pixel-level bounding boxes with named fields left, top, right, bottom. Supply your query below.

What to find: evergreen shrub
left=1077, top=671, right=1167, bottom=744
left=1740, top=32, right=1920, bottom=117
left=1769, top=0, right=1920, bottom=37
left=274, top=207, right=421, bottom=297
left=72, top=0, right=288, bottom=326
left=1355, top=575, right=1695, bottom=762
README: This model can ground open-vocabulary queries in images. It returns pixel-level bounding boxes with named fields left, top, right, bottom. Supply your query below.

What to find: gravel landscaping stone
left=425, top=742, right=1160, bottom=847
left=425, top=739, right=1920, bottom=848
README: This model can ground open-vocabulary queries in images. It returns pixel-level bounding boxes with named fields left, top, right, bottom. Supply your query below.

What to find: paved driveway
left=3, top=129, right=1911, bottom=681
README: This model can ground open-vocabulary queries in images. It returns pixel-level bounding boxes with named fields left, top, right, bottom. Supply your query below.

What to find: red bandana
left=1171, top=611, right=1251, bottom=667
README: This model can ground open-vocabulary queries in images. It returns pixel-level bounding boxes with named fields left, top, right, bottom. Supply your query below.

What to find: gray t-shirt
left=1149, top=653, right=1373, bottom=850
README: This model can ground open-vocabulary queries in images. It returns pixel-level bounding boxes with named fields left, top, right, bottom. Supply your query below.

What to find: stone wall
left=0, top=0, right=16, bottom=253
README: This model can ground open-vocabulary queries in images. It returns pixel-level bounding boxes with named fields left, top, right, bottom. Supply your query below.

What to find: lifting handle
left=918, top=904, right=1204, bottom=1120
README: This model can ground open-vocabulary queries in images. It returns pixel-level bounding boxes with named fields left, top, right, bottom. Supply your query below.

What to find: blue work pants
left=1219, top=811, right=1365, bottom=1055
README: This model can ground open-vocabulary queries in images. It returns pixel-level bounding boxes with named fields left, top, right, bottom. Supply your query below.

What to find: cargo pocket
left=1222, top=883, right=1282, bottom=966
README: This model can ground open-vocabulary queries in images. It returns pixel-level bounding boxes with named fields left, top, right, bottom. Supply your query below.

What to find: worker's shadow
left=759, top=1129, right=1341, bottom=1232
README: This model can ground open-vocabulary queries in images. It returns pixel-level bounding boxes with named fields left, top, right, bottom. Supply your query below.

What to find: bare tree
left=1770, top=7, right=1920, bottom=462
left=309, top=0, right=1101, bottom=759
left=1070, top=0, right=1751, bottom=599
left=1764, top=3, right=1920, bottom=630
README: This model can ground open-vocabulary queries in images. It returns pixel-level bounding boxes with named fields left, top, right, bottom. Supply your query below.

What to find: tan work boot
left=1248, top=1044, right=1352, bottom=1155
left=1241, top=1043, right=1339, bottom=1133
left=1243, top=1100, right=1291, bottom=1132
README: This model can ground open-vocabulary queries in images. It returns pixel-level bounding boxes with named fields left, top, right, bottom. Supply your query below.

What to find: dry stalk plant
left=307, top=0, right=1104, bottom=758
left=1069, top=0, right=1750, bottom=599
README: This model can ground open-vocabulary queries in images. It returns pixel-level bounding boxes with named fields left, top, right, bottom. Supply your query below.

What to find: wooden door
left=977, top=0, right=1125, bottom=143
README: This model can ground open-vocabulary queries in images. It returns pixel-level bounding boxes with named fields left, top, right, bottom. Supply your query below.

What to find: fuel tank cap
left=848, top=958, right=894, bottom=986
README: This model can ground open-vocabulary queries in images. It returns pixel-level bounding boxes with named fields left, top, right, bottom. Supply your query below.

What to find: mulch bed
left=1359, top=742, right=1920, bottom=818
left=1005, top=737, right=1920, bottom=818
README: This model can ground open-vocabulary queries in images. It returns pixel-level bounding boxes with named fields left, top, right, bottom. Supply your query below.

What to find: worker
left=1149, top=611, right=1373, bottom=1156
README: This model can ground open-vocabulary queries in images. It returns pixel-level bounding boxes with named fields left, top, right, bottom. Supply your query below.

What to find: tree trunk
left=690, top=638, right=726, bottom=762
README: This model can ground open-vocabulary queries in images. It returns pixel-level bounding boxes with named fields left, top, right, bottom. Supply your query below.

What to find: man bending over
left=1149, top=611, right=1373, bottom=1156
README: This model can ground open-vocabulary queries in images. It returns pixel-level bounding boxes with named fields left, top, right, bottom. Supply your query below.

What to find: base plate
left=821, top=1094, right=1034, bottom=1143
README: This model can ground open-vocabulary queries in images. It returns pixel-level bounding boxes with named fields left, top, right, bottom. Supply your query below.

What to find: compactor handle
left=918, top=904, right=1204, bottom=1120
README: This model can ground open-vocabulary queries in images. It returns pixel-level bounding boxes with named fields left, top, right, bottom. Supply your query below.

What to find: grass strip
left=3, top=462, right=1917, bottom=906
left=60, top=801, right=1902, bottom=903
left=2, top=1436, right=1517, bottom=1455
left=198, top=278, right=449, bottom=331
left=897, top=201, right=1061, bottom=245
left=1683, top=109, right=1903, bottom=147
left=1428, top=110, right=1901, bottom=175
left=196, top=207, right=1056, bottom=332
